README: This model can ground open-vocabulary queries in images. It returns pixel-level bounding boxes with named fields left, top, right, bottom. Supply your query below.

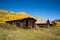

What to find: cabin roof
left=36, top=19, right=52, bottom=24
left=36, top=20, right=47, bottom=24
left=5, top=17, right=36, bottom=22
left=6, top=16, right=28, bottom=21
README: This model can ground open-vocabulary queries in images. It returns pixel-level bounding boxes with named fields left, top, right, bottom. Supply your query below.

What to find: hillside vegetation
left=55, top=21, right=60, bottom=26
left=0, top=10, right=42, bottom=22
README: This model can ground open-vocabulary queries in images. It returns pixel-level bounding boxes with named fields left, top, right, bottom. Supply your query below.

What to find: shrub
left=0, top=23, right=17, bottom=30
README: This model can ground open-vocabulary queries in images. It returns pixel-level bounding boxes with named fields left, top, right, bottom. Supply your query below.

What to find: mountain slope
left=0, top=10, right=16, bottom=21
left=0, top=10, right=42, bottom=22
left=16, top=12, right=42, bottom=21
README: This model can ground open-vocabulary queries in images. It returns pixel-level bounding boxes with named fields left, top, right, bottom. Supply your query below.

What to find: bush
left=0, top=23, right=17, bottom=30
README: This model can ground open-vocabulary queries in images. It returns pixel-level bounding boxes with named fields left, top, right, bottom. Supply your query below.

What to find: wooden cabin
left=6, top=17, right=36, bottom=29
left=36, top=20, right=51, bottom=28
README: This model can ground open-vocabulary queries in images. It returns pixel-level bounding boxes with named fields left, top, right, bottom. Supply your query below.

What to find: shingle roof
left=36, top=19, right=52, bottom=24
left=36, top=20, right=47, bottom=24
left=5, top=17, right=36, bottom=21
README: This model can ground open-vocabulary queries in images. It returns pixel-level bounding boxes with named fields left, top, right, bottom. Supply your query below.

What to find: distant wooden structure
left=6, top=17, right=36, bottom=29
left=36, top=19, right=53, bottom=28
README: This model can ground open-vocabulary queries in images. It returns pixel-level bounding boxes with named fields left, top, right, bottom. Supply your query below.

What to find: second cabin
left=36, top=20, right=54, bottom=28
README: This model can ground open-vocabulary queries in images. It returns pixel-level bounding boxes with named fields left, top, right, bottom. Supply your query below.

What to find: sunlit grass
left=0, top=23, right=60, bottom=40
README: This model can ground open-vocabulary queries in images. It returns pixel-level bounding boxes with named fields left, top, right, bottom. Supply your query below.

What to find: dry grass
left=0, top=23, right=60, bottom=40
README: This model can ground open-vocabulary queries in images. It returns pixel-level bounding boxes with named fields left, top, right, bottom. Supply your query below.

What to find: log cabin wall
left=23, top=20, right=28, bottom=28
left=6, top=17, right=36, bottom=29
left=37, top=24, right=47, bottom=28
left=6, top=21, right=13, bottom=25
left=23, top=19, right=33, bottom=28
left=15, top=21, right=23, bottom=27
left=27, top=19, right=36, bottom=28
left=27, top=20, right=30, bottom=28
left=22, top=18, right=36, bottom=29
left=31, top=20, right=36, bottom=28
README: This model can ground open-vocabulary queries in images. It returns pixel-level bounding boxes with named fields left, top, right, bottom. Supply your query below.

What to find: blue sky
left=0, top=0, right=60, bottom=20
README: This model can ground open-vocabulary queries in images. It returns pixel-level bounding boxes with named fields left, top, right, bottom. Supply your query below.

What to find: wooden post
left=46, top=19, right=50, bottom=28
left=12, top=22, right=14, bottom=25
left=28, top=20, right=31, bottom=28
left=30, top=20, right=32, bottom=28
left=28, top=20, right=29, bottom=28
left=23, top=20, right=26, bottom=28
left=14, top=22, right=16, bottom=26
left=32, top=20, right=34, bottom=28
left=34, top=22, right=36, bottom=28
left=20, top=22, right=23, bottom=27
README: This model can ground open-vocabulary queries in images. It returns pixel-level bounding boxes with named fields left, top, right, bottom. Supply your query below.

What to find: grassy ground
left=0, top=23, right=60, bottom=40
